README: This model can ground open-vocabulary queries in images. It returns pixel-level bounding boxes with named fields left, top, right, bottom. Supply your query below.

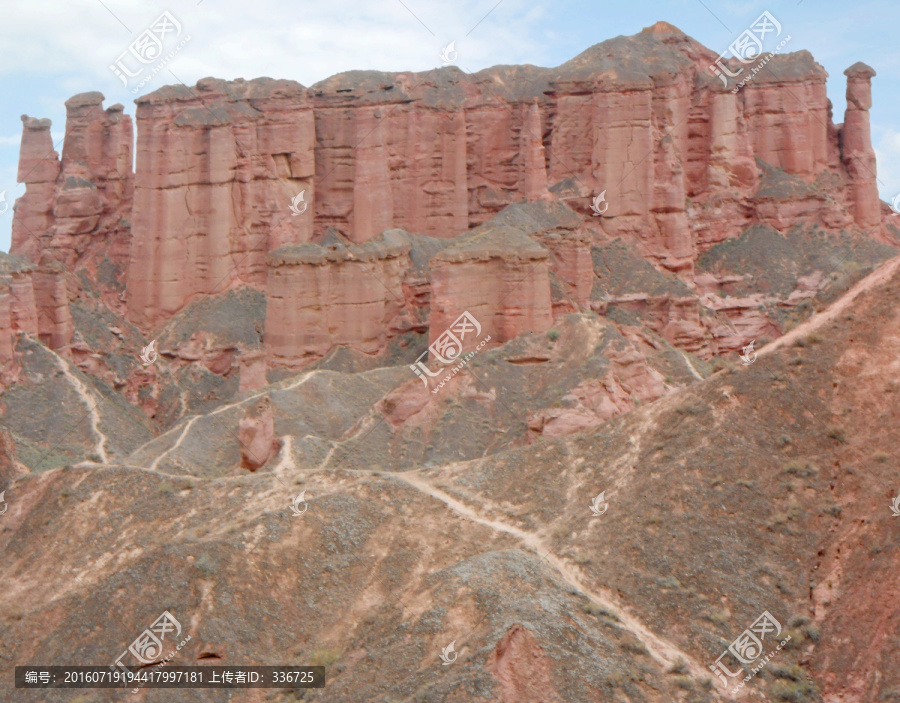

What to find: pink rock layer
left=5, top=24, right=891, bottom=375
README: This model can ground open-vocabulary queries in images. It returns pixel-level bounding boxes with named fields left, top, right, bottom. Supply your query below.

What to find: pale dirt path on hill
left=149, top=415, right=199, bottom=470
left=394, top=470, right=719, bottom=690
left=129, top=370, right=322, bottom=462
left=55, top=355, right=109, bottom=463
left=760, top=254, right=900, bottom=357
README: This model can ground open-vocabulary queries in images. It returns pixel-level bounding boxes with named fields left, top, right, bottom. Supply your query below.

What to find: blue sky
left=1, top=0, right=898, bottom=252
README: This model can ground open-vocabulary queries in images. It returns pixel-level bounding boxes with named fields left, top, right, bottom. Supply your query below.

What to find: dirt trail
left=761, top=254, right=900, bottom=357
left=149, top=416, right=199, bottom=471
left=394, top=471, right=718, bottom=689
left=679, top=350, right=705, bottom=381
left=55, top=356, right=109, bottom=463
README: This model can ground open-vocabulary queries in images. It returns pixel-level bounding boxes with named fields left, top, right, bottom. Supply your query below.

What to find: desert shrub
left=620, top=641, right=648, bottom=655
left=776, top=434, right=792, bottom=448
left=194, top=552, right=217, bottom=575
left=771, top=678, right=815, bottom=702
left=827, top=426, right=847, bottom=443
left=783, top=461, right=818, bottom=477
left=582, top=602, right=618, bottom=620
left=309, top=648, right=341, bottom=669
left=673, top=675, right=694, bottom=689
left=667, top=658, right=689, bottom=675
left=547, top=329, right=560, bottom=341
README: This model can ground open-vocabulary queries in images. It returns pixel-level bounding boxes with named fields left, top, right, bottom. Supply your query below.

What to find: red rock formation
left=842, top=62, right=880, bottom=229
left=6, top=24, right=892, bottom=373
left=127, top=78, right=315, bottom=329
left=741, top=53, right=832, bottom=180
left=238, top=396, right=279, bottom=470
left=265, top=231, right=411, bottom=368
left=31, top=252, right=73, bottom=350
left=12, top=93, right=133, bottom=270
left=0, top=255, right=38, bottom=384
left=428, top=225, right=552, bottom=354
left=486, top=625, right=562, bottom=703
left=11, top=117, right=60, bottom=262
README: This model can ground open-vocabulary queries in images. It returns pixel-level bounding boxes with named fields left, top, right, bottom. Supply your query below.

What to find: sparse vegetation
left=783, top=461, right=818, bottom=478
left=771, top=677, right=815, bottom=702
left=667, top=658, right=689, bottom=675
left=309, top=648, right=341, bottom=669
left=776, top=434, right=792, bottom=448
left=582, top=602, right=618, bottom=620
left=194, top=552, right=217, bottom=575
left=620, top=641, right=648, bottom=655
left=827, top=426, right=847, bottom=443
left=547, top=329, right=560, bottom=341
left=673, top=675, right=694, bottom=689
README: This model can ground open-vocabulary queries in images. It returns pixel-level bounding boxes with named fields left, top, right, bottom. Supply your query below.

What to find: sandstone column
left=10, top=117, right=60, bottom=261
left=841, top=62, right=880, bottom=229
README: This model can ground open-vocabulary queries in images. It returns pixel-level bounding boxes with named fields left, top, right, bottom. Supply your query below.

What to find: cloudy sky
left=1, top=0, right=898, bottom=251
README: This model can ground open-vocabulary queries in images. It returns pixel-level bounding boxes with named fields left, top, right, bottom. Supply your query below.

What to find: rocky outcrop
left=238, top=396, right=279, bottom=470
left=429, top=225, right=552, bottom=354
left=126, top=78, right=315, bottom=329
left=265, top=231, right=411, bottom=368
left=0, top=254, right=38, bottom=384
left=11, top=117, right=59, bottom=263
left=32, top=252, right=73, bottom=351
left=12, top=93, right=133, bottom=270
left=842, top=62, right=880, bottom=229
left=487, top=625, right=562, bottom=703
left=5, top=23, right=894, bottom=383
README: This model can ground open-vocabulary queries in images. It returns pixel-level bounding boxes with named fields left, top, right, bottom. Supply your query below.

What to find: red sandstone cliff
left=6, top=22, right=895, bottom=387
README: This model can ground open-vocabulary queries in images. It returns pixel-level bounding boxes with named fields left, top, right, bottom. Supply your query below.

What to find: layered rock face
left=842, top=63, right=881, bottom=229
left=0, top=254, right=38, bottom=383
left=265, top=231, right=411, bottom=368
left=429, top=225, right=552, bottom=354
left=12, top=93, right=133, bottom=269
left=126, top=78, right=315, bottom=329
left=5, top=23, right=894, bottom=389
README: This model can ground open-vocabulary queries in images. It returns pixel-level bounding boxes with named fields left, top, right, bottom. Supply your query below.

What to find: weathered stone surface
left=842, top=62, right=880, bottom=229
left=265, top=230, right=411, bottom=368
left=4, top=23, right=894, bottom=382
left=238, top=396, right=279, bottom=470
left=429, top=224, right=552, bottom=354
left=32, top=252, right=73, bottom=350
left=126, top=78, right=315, bottom=329
left=12, top=94, right=133, bottom=270
left=0, top=254, right=38, bottom=384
